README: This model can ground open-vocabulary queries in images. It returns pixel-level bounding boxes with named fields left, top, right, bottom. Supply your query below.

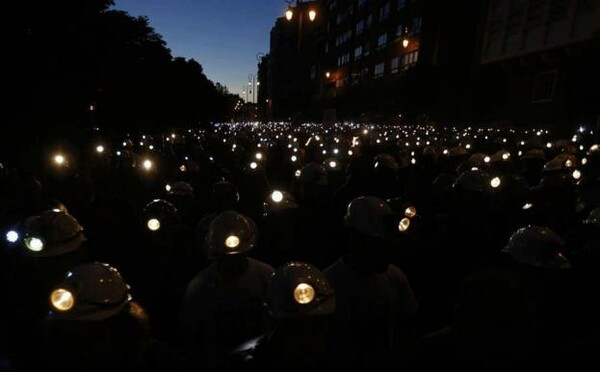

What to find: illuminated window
left=398, top=0, right=406, bottom=11
left=358, top=0, right=367, bottom=10
left=402, top=50, right=419, bottom=70
left=379, top=2, right=391, bottom=21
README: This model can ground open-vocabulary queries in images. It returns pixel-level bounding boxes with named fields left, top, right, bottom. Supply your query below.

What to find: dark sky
left=115, top=0, right=291, bottom=96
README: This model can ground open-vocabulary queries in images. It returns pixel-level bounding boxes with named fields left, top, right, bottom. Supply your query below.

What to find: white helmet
left=22, top=210, right=86, bottom=257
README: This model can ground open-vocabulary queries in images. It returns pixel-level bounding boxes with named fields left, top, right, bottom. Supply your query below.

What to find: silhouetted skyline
left=115, top=0, right=289, bottom=96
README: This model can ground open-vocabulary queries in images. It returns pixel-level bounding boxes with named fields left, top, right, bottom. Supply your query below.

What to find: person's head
left=343, top=196, right=402, bottom=272
left=206, top=210, right=256, bottom=272
left=140, top=199, right=179, bottom=235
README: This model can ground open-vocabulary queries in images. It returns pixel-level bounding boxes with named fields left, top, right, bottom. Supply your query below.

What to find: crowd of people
left=0, top=122, right=598, bottom=371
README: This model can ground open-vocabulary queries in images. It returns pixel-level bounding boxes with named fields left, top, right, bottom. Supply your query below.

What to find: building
left=267, top=1, right=325, bottom=122
left=265, top=0, right=598, bottom=128
left=473, top=0, right=599, bottom=132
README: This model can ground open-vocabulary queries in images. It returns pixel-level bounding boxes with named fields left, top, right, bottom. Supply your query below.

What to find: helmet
left=453, top=170, right=491, bottom=193
left=297, top=163, right=328, bottom=186
left=468, top=153, right=488, bottom=168
left=22, top=210, right=86, bottom=257
left=206, top=211, right=256, bottom=255
left=502, top=226, right=571, bottom=270
left=267, top=262, right=335, bottom=319
left=48, top=262, right=132, bottom=321
left=344, top=196, right=396, bottom=238
left=263, top=189, right=298, bottom=216
left=141, top=199, right=178, bottom=232
left=168, top=181, right=194, bottom=197
left=449, top=146, right=468, bottom=158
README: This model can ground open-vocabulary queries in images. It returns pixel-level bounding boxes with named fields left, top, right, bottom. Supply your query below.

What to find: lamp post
left=284, top=0, right=317, bottom=52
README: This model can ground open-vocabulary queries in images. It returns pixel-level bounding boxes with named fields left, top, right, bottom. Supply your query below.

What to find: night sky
left=114, top=0, right=289, bottom=97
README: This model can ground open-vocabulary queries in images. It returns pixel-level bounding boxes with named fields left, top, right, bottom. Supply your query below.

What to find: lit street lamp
left=284, top=0, right=318, bottom=52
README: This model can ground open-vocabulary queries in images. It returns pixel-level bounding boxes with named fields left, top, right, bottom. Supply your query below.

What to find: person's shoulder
left=226, top=335, right=268, bottom=371
left=247, top=257, right=275, bottom=275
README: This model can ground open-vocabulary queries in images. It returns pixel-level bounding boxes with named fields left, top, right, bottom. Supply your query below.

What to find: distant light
left=116, top=151, right=121, bottom=156
left=6, top=230, right=19, bottom=243
left=490, top=177, right=501, bottom=188
left=411, top=158, right=416, bottom=165
left=271, top=190, right=284, bottom=203
left=291, top=155, right=297, bottom=162
left=484, top=156, right=491, bottom=163
left=546, top=142, right=553, bottom=148
left=322, top=150, right=327, bottom=154
left=295, top=169, right=302, bottom=178
left=402, top=38, right=409, bottom=48
left=443, top=149, right=449, bottom=155
left=363, top=129, right=368, bottom=135
left=581, top=158, right=587, bottom=165
left=123, top=141, right=127, bottom=147
left=405, top=207, right=417, bottom=218
left=572, top=169, right=581, bottom=180
left=502, top=153, right=510, bottom=160
left=308, top=9, right=317, bottom=22
left=348, top=150, right=354, bottom=156
left=522, top=203, right=533, bottom=210
left=171, top=133, right=176, bottom=139
left=333, top=148, right=339, bottom=154
left=579, top=126, right=585, bottom=133
left=147, top=219, right=161, bottom=231
left=255, top=152, right=263, bottom=160
left=565, top=160, right=573, bottom=168
left=165, top=184, right=172, bottom=192
left=96, top=145, right=104, bottom=153
left=325, top=72, right=331, bottom=78
left=465, top=144, right=471, bottom=149
left=180, top=165, right=187, bottom=172
left=329, top=161, right=337, bottom=168
left=285, top=8, right=293, bottom=21
left=250, top=162, right=258, bottom=169
left=149, top=145, right=154, bottom=150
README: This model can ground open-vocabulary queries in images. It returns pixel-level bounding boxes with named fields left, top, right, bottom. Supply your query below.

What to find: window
left=402, top=50, right=419, bottom=70
left=356, top=20, right=365, bottom=35
left=379, top=2, right=391, bottom=21
left=532, top=71, right=558, bottom=103
left=362, top=67, right=370, bottom=79
left=377, top=33, right=388, bottom=50
left=374, top=62, right=385, bottom=78
left=398, top=0, right=406, bottom=10
left=366, top=14, right=373, bottom=28
left=336, top=29, right=352, bottom=46
left=354, top=46, right=363, bottom=60
left=337, top=53, right=351, bottom=67
left=396, top=23, right=405, bottom=37
left=357, top=0, right=367, bottom=10
left=391, top=57, right=399, bottom=74
left=311, top=65, right=316, bottom=79
left=363, top=43, right=370, bottom=56
left=411, top=17, right=422, bottom=35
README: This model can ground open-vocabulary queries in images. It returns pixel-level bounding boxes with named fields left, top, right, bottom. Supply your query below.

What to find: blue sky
left=114, top=0, right=288, bottom=97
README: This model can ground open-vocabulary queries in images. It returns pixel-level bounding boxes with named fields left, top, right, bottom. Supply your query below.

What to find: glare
left=165, top=184, right=172, bottom=192
left=329, top=161, right=337, bottom=168
left=565, top=160, right=573, bottom=168
left=50, top=289, right=75, bottom=312
left=308, top=9, right=317, bottom=21
left=293, top=283, right=315, bottom=304
left=522, top=203, right=533, bottom=210
left=398, top=218, right=411, bottom=232
left=250, top=162, right=258, bottom=169
left=147, top=218, right=161, bottom=231
left=180, top=165, right=187, bottom=172
left=291, top=155, right=297, bottom=162
left=502, top=153, right=510, bottom=160
left=5, top=230, right=19, bottom=243
left=96, top=145, right=104, bottom=153
left=572, top=169, right=581, bottom=180
left=271, top=190, right=284, bottom=203
left=225, top=235, right=240, bottom=248
left=255, top=152, right=263, bottom=160
left=484, top=156, right=491, bottom=163
left=490, top=177, right=501, bottom=188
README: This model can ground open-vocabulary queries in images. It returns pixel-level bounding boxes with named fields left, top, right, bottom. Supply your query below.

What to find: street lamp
left=284, top=0, right=316, bottom=23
